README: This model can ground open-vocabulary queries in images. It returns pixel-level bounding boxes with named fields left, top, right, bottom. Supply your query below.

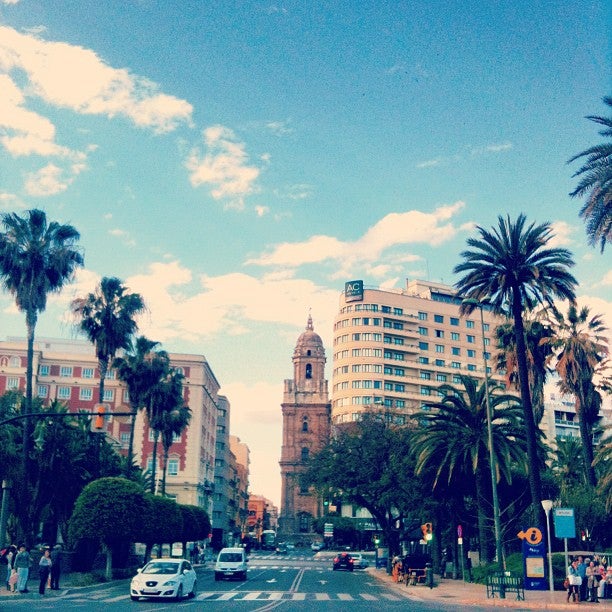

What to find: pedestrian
left=49, top=545, right=62, bottom=590
left=38, top=549, right=52, bottom=596
left=586, top=560, right=600, bottom=603
left=577, top=555, right=588, bottom=602
left=567, top=558, right=581, bottom=603
left=8, top=568, right=18, bottom=592
left=4, top=545, right=16, bottom=590
left=14, top=544, right=31, bottom=593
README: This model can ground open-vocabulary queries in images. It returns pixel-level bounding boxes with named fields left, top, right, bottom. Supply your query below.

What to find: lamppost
left=462, top=298, right=505, bottom=575
left=0, top=480, right=11, bottom=550
left=541, top=499, right=554, bottom=592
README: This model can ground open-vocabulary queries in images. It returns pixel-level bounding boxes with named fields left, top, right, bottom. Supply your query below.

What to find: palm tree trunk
left=126, top=403, right=138, bottom=476
left=24, top=310, right=37, bottom=468
left=576, top=397, right=597, bottom=486
left=151, top=429, right=159, bottom=494
left=511, top=291, right=543, bottom=524
left=475, top=465, right=491, bottom=564
left=161, top=447, right=168, bottom=496
left=98, top=358, right=107, bottom=404
left=103, top=542, right=113, bottom=581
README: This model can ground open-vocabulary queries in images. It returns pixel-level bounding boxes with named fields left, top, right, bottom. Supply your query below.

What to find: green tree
left=454, top=214, right=577, bottom=521
left=568, top=96, right=612, bottom=252
left=411, top=375, right=526, bottom=564
left=545, top=304, right=608, bottom=486
left=138, top=495, right=183, bottom=562
left=178, top=505, right=211, bottom=555
left=302, top=412, right=425, bottom=557
left=495, top=317, right=554, bottom=424
left=0, top=209, right=83, bottom=488
left=114, top=336, right=170, bottom=473
left=69, top=477, right=150, bottom=580
left=71, top=276, right=145, bottom=403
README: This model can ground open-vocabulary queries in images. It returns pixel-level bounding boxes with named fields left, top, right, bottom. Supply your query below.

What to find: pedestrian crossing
left=195, top=591, right=404, bottom=602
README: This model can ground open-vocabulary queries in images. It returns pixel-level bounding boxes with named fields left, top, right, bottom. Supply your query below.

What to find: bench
left=405, top=568, right=426, bottom=586
left=486, top=573, right=525, bottom=600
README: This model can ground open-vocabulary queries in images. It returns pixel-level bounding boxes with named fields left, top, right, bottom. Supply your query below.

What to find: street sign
left=457, top=524, right=463, bottom=538
left=553, top=508, right=576, bottom=539
left=324, top=522, right=333, bottom=538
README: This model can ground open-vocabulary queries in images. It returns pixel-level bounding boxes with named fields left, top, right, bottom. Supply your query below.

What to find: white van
left=214, top=547, right=248, bottom=581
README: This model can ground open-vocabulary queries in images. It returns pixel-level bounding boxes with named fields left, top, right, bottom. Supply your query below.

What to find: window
left=301, top=448, right=309, bottom=462
left=418, top=312, right=428, bottom=320
left=435, top=359, right=445, bottom=367
left=434, top=314, right=444, bottom=323
left=435, top=330, right=444, bottom=338
left=9, top=356, right=20, bottom=367
left=393, top=322, right=403, bottom=330
left=420, top=387, right=431, bottom=396
left=79, top=388, right=93, bottom=401
left=58, top=386, right=71, bottom=399
left=39, top=365, right=50, bottom=376
left=168, top=458, right=179, bottom=476
left=418, top=356, right=429, bottom=364
left=467, top=349, right=476, bottom=358
left=60, top=366, right=73, bottom=377
left=120, top=432, right=130, bottom=447
left=394, top=368, right=405, bottom=376
left=467, top=335, right=475, bottom=343
left=394, top=384, right=405, bottom=392
left=450, top=317, right=459, bottom=326
left=82, top=367, right=94, bottom=378
left=393, top=308, right=403, bottom=315
left=452, top=347, right=460, bottom=356
left=382, top=306, right=391, bottom=313
left=418, top=327, right=428, bottom=336
left=103, top=389, right=114, bottom=401
left=484, top=351, right=491, bottom=360
left=453, top=375, right=462, bottom=383
left=384, top=382, right=393, bottom=391
left=37, top=385, right=48, bottom=398
left=484, top=337, right=490, bottom=346
left=420, top=371, right=431, bottom=380
left=6, top=377, right=19, bottom=390
left=419, top=342, right=429, bottom=350
left=305, top=363, right=312, bottom=379
left=396, top=400, right=405, bottom=408
left=435, top=344, right=444, bottom=353
left=483, top=323, right=490, bottom=331
left=466, top=320, right=475, bottom=329
left=451, top=332, right=460, bottom=341
left=451, top=361, right=461, bottom=369
left=302, top=419, right=309, bottom=432
left=436, top=373, right=447, bottom=382
left=467, top=364, right=477, bottom=371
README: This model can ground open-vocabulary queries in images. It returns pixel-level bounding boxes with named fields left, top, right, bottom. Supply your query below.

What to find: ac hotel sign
left=345, top=280, right=364, bottom=303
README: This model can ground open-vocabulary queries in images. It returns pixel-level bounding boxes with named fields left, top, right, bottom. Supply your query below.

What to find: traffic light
left=91, top=403, right=106, bottom=433
left=421, top=522, right=433, bottom=541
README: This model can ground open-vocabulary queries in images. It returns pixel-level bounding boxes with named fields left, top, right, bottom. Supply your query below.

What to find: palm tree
left=551, top=436, right=585, bottom=495
left=159, top=400, right=191, bottom=496
left=114, top=336, right=170, bottom=473
left=411, top=375, right=526, bottom=564
left=454, top=214, right=577, bottom=521
left=593, top=425, right=612, bottom=512
left=568, top=96, right=612, bottom=252
left=495, top=316, right=554, bottom=424
left=72, top=277, right=146, bottom=403
left=544, top=303, right=608, bottom=486
left=146, top=368, right=184, bottom=494
left=0, top=209, right=83, bottom=473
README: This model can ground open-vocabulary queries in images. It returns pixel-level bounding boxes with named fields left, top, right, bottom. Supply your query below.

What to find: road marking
left=381, top=592, right=402, bottom=601
left=337, top=593, right=354, bottom=600
left=217, top=592, right=241, bottom=600
left=314, top=593, right=331, bottom=600
left=360, top=593, right=377, bottom=600
left=242, top=592, right=264, bottom=600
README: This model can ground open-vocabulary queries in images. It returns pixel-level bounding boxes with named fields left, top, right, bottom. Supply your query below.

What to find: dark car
left=333, top=552, right=354, bottom=571
left=275, top=543, right=288, bottom=555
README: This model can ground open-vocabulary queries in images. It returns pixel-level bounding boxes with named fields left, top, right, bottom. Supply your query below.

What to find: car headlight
left=162, top=579, right=178, bottom=586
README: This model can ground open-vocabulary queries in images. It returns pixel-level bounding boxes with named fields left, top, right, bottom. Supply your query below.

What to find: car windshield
left=143, top=562, right=179, bottom=575
left=219, top=553, right=243, bottom=562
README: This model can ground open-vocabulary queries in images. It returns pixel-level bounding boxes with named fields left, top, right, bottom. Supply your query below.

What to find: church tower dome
left=292, top=314, right=326, bottom=384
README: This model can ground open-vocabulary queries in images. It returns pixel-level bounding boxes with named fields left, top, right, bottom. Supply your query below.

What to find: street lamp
left=0, top=480, right=11, bottom=550
left=541, top=499, right=554, bottom=592
left=462, top=298, right=505, bottom=575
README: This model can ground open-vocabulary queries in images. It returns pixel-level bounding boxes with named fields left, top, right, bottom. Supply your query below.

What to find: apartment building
left=229, top=435, right=250, bottom=541
left=331, top=279, right=506, bottom=425
left=0, top=337, right=221, bottom=515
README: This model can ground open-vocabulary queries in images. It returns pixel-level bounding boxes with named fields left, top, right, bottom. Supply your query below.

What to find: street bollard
left=425, top=562, right=434, bottom=589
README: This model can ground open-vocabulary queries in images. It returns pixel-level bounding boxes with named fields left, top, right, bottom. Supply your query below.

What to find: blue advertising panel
left=553, top=508, right=576, bottom=539
left=519, top=526, right=547, bottom=590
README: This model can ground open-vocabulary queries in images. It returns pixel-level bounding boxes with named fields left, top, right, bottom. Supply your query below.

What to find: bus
left=261, top=530, right=277, bottom=550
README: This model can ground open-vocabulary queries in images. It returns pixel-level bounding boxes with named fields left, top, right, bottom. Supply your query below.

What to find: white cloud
left=596, top=270, right=612, bottom=287
left=470, top=142, right=513, bottom=155
left=2, top=0, right=21, bottom=4
left=186, top=125, right=262, bottom=209
left=255, top=205, right=270, bottom=217
left=109, top=228, right=136, bottom=247
left=0, top=25, right=193, bottom=134
left=247, top=202, right=466, bottom=277
left=24, top=163, right=70, bottom=196
left=0, top=192, right=26, bottom=211
left=265, top=120, right=293, bottom=136
left=548, top=220, right=574, bottom=247
left=416, top=158, right=441, bottom=169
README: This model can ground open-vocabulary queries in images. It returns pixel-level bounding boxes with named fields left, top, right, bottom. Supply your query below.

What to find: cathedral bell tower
left=278, top=315, right=330, bottom=539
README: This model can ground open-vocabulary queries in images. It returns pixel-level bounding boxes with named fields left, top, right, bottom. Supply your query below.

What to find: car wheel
left=188, top=580, right=197, bottom=598
left=214, top=572, right=221, bottom=581
left=130, top=596, right=139, bottom=601
left=241, top=571, right=247, bottom=581
left=175, top=585, right=183, bottom=601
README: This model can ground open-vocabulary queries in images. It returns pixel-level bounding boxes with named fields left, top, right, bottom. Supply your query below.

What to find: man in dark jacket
left=49, top=545, right=62, bottom=590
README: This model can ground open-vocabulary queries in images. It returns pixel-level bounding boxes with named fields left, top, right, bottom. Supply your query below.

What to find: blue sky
left=0, top=1, right=610, bottom=506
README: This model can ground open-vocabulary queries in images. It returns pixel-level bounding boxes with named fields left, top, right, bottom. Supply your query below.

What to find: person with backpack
left=14, top=544, right=31, bottom=593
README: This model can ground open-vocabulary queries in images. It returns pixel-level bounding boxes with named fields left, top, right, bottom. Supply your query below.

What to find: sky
left=0, top=1, right=610, bottom=509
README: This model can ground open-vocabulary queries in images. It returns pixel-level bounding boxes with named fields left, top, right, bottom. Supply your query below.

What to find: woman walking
left=567, top=558, right=581, bottom=603
left=38, top=549, right=52, bottom=596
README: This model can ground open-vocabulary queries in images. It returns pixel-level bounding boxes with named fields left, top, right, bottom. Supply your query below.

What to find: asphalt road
left=0, top=552, right=495, bottom=611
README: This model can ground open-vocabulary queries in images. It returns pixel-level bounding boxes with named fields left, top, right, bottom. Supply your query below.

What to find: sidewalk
left=367, top=567, right=612, bottom=610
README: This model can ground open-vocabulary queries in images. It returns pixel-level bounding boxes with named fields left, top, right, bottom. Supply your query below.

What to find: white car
left=351, top=553, right=369, bottom=569
left=311, top=542, right=323, bottom=551
left=130, top=558, right=197, bottom=601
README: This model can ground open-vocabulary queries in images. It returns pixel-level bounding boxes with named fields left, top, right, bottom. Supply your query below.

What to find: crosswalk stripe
left=360, top=593, right=377, bottom=600
left=242, top=592, right=263, bottom=600
left=314, top=593, right=331, bottom=600
left=337, top=593, right=354, bottom=600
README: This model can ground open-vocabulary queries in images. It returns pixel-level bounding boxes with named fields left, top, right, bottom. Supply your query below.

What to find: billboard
left=345, top=280, right=364, bottom=302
